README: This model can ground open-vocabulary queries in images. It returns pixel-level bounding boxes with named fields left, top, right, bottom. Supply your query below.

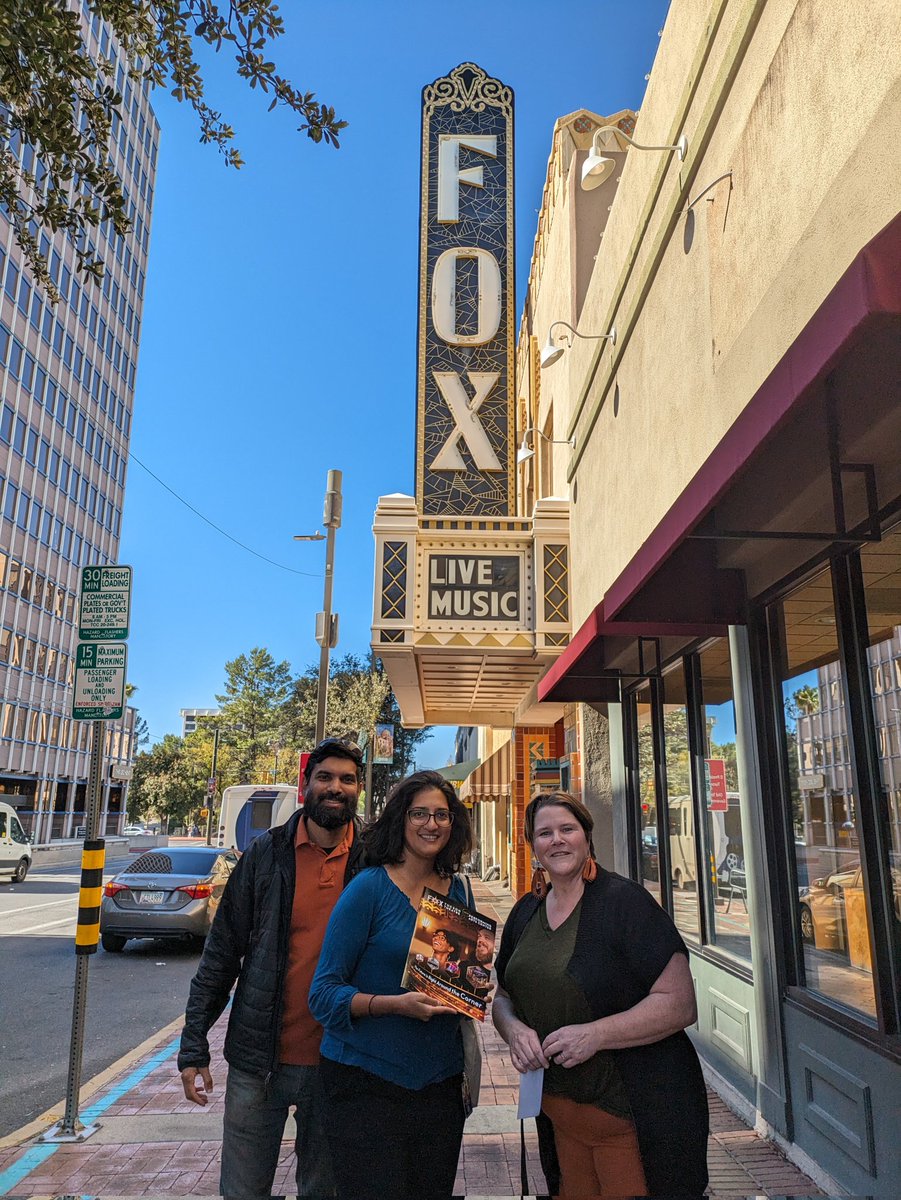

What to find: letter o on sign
left=431, top=247, right=501, bottom=346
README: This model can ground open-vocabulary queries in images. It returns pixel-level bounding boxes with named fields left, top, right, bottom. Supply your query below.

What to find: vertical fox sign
left=417, top=64, right=515, bottom=516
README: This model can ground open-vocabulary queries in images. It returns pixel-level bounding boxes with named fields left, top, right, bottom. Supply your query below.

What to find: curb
left=0, top=1013, right=184, bottom=1151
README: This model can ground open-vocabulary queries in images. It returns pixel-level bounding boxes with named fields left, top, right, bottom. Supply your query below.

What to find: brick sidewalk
left=0, top=879, right=824, bottom=1198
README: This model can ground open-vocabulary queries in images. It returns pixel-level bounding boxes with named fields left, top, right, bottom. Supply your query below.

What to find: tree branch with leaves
left=0, top=0, right=346, bottom=297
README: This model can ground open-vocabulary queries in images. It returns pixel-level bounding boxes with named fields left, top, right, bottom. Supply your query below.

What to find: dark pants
left=319, top=1057, right=465, bottom=1199
left=220, top=1063, right=336, bottom=1199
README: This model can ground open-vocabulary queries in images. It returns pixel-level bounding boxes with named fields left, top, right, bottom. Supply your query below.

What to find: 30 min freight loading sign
left=78, top=566, right=132, bottom=640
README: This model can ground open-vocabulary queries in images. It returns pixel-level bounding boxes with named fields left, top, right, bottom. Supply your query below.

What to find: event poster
left=373, top=722, right=395, bottom=764
left=401, top=887, right=497, bottom=1020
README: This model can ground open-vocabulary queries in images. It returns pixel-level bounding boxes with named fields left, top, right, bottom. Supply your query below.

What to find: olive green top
left=504, top=898, right=630, bottom=1117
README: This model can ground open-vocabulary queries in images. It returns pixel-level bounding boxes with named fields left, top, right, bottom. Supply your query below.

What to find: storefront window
left=661, top=668, right=700, bottom=939
left=775, top=565, right=876, bottom=1020
left=635, top=691, right=660, bottom=902
left=698, top=640, right=752, bottom=963
left=859, top=527, right=901, bottom=954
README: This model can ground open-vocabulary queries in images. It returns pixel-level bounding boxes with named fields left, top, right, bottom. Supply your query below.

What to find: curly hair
left=363, top=769, right=473, bottom=876
left=303, top=737, right=363, bottom=784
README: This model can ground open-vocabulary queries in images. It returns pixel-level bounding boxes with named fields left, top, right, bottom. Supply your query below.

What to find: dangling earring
left=581, top=856, right=597, bottom=883
left=531, top=864, right=549, bottom=899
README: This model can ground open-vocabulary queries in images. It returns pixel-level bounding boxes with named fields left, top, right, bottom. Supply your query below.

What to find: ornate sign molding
left=416, top=63, right=515, bottom=517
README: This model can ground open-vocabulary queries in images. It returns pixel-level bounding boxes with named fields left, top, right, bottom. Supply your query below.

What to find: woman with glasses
left=310, top=770, right=474, bottom=1200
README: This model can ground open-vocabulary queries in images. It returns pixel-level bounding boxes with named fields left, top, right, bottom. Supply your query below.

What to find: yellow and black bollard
left=74, top=839, right=106, bottom=955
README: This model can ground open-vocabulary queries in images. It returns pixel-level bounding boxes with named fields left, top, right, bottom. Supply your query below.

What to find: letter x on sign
left=430, top=371, right=502, bottom=472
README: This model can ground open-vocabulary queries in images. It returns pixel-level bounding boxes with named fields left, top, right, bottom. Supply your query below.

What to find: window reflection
left=635, top=694, right=660, bottom=902
left=699, top=641, right=752, bottom=962
left=660, top=668, right=700, bottom=939
left=777, top=565, right=876, bottom=1021
left=859, top=527, right=901, bottom=949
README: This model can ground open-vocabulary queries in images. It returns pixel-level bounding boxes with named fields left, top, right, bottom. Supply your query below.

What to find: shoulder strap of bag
left=457, top=870, right=475, bottom=911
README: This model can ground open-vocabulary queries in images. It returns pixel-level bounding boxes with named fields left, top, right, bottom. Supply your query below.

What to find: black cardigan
left=496, top=870, right=709, bottom=1198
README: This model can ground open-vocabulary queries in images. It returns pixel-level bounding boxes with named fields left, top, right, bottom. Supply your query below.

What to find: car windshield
left=124, top=849, right=222, bottom=875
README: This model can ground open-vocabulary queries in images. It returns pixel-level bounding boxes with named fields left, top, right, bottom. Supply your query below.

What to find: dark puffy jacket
left=177, top=810, right=367, bottom=1077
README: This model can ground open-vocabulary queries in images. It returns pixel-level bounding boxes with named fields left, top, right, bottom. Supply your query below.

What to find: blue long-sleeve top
left=309, top=866, right=466, bottom=1090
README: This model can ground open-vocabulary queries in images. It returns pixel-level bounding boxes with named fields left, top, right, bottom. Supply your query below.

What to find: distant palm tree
left=793, top=684, right=820, bottom=715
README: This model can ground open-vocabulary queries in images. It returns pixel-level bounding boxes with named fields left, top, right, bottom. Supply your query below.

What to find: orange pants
left=542, top=1093, right=648, bottom=1198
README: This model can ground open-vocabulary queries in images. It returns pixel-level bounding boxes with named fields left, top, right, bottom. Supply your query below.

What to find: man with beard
left=178, top=738, right=366, bottom=1199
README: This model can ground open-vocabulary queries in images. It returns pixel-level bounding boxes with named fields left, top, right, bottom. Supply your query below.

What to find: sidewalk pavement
left=0, top=879, right=824, bottom=1199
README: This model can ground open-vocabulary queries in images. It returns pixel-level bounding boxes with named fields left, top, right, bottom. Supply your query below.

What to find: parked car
left=799, top=862, right=861, bottom=949
left=122, top=823, right=146, bottom=835
left=0, top=802, right=32, bottom=883
left=641, top=827, right=659, bottom=881
left=100, top=845, right=238, bottom=952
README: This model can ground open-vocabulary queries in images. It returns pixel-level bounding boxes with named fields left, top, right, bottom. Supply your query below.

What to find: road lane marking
left=0, top=898, right=78, bottom=916
left=2, top=915, right=76, bottom=936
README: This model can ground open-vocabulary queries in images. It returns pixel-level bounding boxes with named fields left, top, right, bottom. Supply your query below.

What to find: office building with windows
left=0, top=10, right=158, bottom=840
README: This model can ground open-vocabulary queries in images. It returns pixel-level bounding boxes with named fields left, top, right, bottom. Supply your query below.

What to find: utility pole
left=315, top=470, right=342, bottom=743
left=205, top=726, right=220, bottom=846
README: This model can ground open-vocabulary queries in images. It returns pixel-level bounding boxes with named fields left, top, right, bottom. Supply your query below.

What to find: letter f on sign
left=437, top=135, right=497, bottom=223
left=431, top=371, right=503, bottom=472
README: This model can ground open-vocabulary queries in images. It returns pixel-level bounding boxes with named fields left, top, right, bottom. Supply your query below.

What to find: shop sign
left=416, top=63, right=515, bottom=517
left=704, top=758, right=728, bottom=811
left=428, top=554, right=519, bottom=621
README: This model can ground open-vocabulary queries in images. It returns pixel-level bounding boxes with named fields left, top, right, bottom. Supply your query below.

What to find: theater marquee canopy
left=371, top=64, right=570, bottom=728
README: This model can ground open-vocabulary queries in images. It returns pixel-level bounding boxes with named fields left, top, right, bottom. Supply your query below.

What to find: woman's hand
left=507, top=1020, right=551, bottom=1073
left=542, top=1022, right=601, bottom=1068
left=388, top=991, right=458, bottom=1022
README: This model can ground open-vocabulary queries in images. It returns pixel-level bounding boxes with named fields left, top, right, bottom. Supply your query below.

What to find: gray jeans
left=221, top=1063, right=336, bottom=1199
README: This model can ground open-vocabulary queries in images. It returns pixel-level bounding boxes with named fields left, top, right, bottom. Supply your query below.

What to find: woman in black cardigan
left=493, top=792, right=708, bottom=1199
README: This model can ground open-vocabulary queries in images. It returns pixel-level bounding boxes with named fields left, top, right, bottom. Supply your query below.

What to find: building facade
left=180, top=708, right=220, bottom=738
left=522, top=0, right=900, bottom=1193
left=0, top=9, right=157, bottom=839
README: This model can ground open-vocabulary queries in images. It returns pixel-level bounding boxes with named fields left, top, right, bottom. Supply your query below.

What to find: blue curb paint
left=0, top=1035, right=180, bottom=1197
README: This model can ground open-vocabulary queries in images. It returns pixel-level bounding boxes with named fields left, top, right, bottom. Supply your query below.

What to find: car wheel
left=189, top=934, right=207, bottom=951
left=101, top=932, right=127, bottom=952
left=13, top=858, right=29, bottom=883
left=800, top=905, right=814, bottom=944
left=674, top=869, right=684, bottom=891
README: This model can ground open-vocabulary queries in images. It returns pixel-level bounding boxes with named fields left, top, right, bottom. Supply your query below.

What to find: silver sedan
left=100, top=845, right=238, bottom=952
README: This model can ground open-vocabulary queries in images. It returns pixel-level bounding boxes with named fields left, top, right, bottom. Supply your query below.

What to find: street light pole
left=315, top=470, right=342, bottom=742
left=295, top=471, right=343, bottom=746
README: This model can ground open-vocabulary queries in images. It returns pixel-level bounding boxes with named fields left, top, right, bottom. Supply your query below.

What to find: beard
left=303, top=789, right=358, bottom=830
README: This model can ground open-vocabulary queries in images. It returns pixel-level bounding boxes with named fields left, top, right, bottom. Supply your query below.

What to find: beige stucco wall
left=554, top=0, right=901, bottom=628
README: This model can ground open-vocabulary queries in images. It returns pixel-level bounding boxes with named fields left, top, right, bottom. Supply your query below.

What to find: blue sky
left=119, top=0, right=671, bottom=764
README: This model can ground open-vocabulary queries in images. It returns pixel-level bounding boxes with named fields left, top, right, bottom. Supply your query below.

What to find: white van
left=0, top=802, right=33, bottom=882
left=217, top=784, right=300, bottom=853
left=668, top=792, right=744, bottom=890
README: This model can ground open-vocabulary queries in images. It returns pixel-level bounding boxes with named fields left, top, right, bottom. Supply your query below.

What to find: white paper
left=517, top=1067, right=544, bottom=1119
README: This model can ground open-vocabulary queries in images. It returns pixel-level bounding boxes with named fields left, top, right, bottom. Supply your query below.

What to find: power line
left=127, top=452, right=323, bottom=579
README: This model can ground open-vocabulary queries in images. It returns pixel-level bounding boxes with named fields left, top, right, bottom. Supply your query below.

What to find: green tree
left=128, top=733, right=203, bottom=829
left=216, top=646, right=292, bottom=782
left=0, top=0, right=346, bottom=295
left=791, top=684, right=820, bottom=716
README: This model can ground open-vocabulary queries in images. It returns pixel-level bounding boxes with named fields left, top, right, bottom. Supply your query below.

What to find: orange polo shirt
left=278, top=816, right=354, bottom=1065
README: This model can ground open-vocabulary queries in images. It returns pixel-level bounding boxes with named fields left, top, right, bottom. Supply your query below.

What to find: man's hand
left=389, top=992, right=458, bottom=1022
left=181, top=1065, right=214, bottom=1105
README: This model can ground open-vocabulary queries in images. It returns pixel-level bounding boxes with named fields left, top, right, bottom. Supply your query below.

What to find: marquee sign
left=428, top=554, right=520, bottom=621
left=417, top=63, right=515, bottom=517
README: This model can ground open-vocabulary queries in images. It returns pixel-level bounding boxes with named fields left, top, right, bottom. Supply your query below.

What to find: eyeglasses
left=406, top=808, right=454, bottom=827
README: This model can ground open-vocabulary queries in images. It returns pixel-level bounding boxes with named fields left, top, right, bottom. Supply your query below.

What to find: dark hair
left=303, top=737, right=363, bottom=783
left=363, top=769, right=473, bottom=876
left=524, top=791, right=596, bottom=858
left=432, top=927, right=460, bottom=953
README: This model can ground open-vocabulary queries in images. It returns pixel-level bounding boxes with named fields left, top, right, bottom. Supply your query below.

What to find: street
left=0, top=855, right=202, bottom=1137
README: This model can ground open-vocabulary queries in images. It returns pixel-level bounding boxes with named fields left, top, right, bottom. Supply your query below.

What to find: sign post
left=42, top=566, right=132, bottom=1144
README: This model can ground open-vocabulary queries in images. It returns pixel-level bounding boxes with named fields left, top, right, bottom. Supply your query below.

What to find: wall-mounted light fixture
left=540, top=320, right=616, bottom=368
left=516, top=426, right=575, bottom=465
left=582, top=126, right=688, bottom=190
